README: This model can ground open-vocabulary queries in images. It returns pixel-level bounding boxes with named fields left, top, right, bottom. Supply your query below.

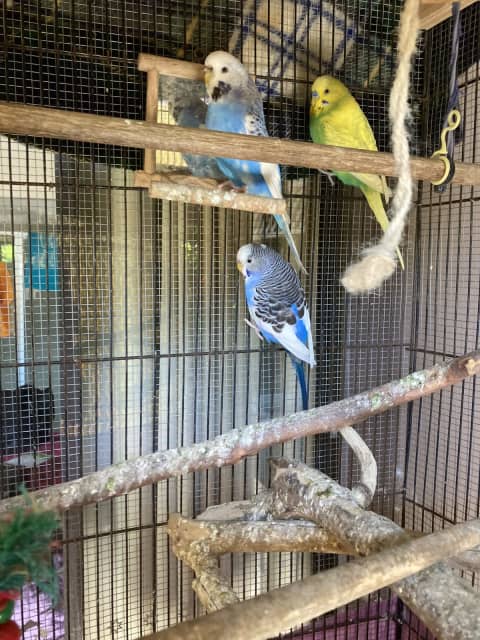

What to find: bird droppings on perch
left=1, top=350, right=480, bottom=516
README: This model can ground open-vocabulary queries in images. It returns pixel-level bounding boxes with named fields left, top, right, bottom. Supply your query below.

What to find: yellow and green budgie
left=309, top=76, right=404, bottom=269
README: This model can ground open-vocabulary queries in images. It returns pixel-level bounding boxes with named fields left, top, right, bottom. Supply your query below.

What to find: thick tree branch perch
left=146, top=519, right=480, bottom=640
left=167, top=514, right=347, bottom=612
left=1, top=351, right=479, bottom=515
left=264, top=458, right=480, bottom=639
left=1, top=102, right=480, bottom=185
left=169, top=458, right=480, bottom=636
left=168, top=514, right=344, bottom=556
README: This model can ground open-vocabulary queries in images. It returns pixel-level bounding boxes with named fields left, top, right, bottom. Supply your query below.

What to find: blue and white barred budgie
left=204, top=51, right=306, bottom=273
left=237, top=243, right=315, bottom=410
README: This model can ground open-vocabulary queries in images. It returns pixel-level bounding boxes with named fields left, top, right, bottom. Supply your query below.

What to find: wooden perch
left=167, top=515, right=345, bottom=612
left=134, top=170, right=287, bottom=215
left=419, top=0, right=477, bottom=29
left=1, top=350, right=479, bottom=516
left=1, top=102, right=479, bottom=186
left=158, top=458, right=480, bottom=640
left=266, top=458, right=480, bottom=639
left=137, top=53, right=203, bottom=80
left=147, top=517, right=480, bottom=640
left=169, top=425, right=374, bottom=611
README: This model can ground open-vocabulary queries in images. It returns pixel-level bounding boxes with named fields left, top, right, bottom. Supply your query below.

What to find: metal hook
left=431, top=108, right=461, bottom=187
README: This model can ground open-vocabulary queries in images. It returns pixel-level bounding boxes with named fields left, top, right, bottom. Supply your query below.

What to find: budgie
left=309, top=75, right=404, bottom=269
left=204, top=50, right=306, bottom=273
left=237, top=243, right=315, bottom=410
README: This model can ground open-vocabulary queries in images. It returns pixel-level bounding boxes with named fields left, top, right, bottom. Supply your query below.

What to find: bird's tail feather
left=361, top=187, right=405, bottom=270
left=291, top=356, right=308, bottom=411
left=274, top=213, right=307, bottom=274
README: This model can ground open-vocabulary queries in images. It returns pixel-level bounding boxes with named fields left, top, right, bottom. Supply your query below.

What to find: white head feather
left=204, top=51, right=252, bottom=102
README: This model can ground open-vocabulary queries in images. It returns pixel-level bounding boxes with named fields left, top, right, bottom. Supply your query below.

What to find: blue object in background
left=24, top=233, right=60, bottom=292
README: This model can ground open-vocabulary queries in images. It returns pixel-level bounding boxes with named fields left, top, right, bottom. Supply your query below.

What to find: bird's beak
left=236, top=261, right=245, bottom=276
left=203, top=65, right=213, bottom=85
left=310, top=99, right=323, bottom=116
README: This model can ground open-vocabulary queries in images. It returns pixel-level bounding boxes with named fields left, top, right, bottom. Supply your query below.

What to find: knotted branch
left=159, top=457, right=480, bottom=639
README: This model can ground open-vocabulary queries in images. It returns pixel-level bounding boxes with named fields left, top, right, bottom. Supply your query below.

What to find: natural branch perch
left=264, top=458, right=480, bottom=639
left=173, top=425, right=375, bottom=611
left=167, top=513, right=347, bottom=612
left=1, top=350, right=479, bottom=515
left=146, top=519, right=480, bottom=640
left=1, top=102, right=479, bottom=185
left=168, top=457, right=480, bottom=636
left=339, top=426, right=377, bottom=508
left=162, top=457, right=480, bottom=639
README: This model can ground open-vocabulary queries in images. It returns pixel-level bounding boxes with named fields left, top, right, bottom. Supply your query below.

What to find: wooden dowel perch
left=137, top=170, right=287, bottom=215
left=161, top=457, right=480, bottom=640
left=1, top=102, right=479, bottom=186
left=1, top=350, right=479, bottom=515
left=137, top=53, right=204, bottom=79
left=146, top=517, right=480, bottom=640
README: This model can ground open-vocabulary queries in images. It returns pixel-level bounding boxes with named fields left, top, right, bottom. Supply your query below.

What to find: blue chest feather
left=206, top=103, right=272, bottom=197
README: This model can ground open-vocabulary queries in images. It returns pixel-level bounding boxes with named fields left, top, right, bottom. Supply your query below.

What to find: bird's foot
left=244, top=318, right=263, bottom=341
left=218, top=180, right=247, bottom=193
left=319, top=170, right=335, bottom=186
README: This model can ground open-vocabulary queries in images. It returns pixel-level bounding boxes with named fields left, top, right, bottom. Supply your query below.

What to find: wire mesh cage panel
left=0, top=1, right=479, bottom=639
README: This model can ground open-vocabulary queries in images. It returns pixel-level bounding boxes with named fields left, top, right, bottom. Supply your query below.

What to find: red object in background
left=0, top=593, right=19, bottom=610
left=0, top=620, right=21, bottom=640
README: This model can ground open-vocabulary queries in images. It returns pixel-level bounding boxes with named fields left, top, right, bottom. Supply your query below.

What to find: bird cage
left=0, top=1, right=479, bottom=640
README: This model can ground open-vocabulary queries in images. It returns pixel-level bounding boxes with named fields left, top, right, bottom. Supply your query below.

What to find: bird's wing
left=244, top=106, right=283, bottom=199
left=254, top=310, right=313, bottom=364
left=323, top=99, right=391, bottom=197
left=301, top=306, right=316, bottom=367
left=259, top=162, right=283, bottom=199
left=244, top=103, right=268, bottom=137
left=251, top=284, right=314, bottom=366
left=353, top=171, right=387, bottom=195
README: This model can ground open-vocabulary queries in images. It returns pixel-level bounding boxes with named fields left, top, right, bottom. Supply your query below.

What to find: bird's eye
left=247, top=258, right=252, bottom=263
left=221, top=66, right=228, bottom=73
left=312, top=90, right=319, bottom=98
left=324, top=88, right=330, bottom=94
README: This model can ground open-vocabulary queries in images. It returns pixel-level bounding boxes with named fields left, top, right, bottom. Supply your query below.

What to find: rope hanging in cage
left=341, top=0, right=420, bottom=295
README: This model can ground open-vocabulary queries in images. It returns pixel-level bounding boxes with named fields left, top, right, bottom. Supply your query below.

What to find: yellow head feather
left=310, top=76, right=351, bottom=117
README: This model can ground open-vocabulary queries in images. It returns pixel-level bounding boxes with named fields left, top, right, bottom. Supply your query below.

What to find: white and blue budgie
left=204, top=51, right=306, bottom=273
left=237, top=243, right=315, bottom=410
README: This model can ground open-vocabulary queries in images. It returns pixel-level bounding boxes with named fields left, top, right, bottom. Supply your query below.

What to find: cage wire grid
left=0, top=1, right=478, bottom=639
